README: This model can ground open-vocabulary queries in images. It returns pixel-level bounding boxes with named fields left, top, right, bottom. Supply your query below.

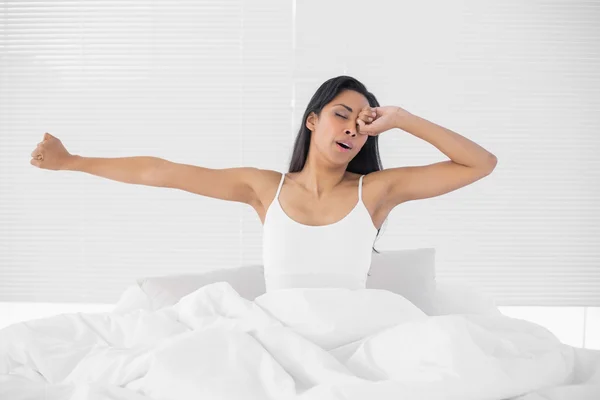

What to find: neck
left=295, top=156, right=348, bottom=200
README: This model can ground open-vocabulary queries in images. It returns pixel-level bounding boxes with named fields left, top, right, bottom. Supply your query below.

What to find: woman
left=30, top=75, right=497, bottom=293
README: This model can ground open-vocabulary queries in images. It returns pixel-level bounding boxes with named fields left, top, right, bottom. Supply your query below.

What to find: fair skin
left=30, top=89, right=497, bottom=231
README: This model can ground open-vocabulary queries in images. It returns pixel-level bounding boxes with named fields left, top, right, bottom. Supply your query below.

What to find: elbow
left=484, top=153, right=498, bottom=173
left=145, top=158, right=170, bottom=187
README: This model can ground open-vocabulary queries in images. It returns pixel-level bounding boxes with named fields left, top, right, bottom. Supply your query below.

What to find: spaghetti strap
left=358, top=175, right=364, bottom=203
left=275, top=172, right=285, bottom=200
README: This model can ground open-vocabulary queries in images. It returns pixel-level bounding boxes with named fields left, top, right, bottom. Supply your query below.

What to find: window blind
left=1, top=0, right=598, bottom=306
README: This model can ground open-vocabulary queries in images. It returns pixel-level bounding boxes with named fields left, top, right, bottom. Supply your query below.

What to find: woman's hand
left=30, top=133, right=74, bottom=170
left=356, top=105, right=413, bottom=137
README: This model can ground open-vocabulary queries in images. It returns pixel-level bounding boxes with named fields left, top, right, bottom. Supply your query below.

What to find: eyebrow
left=333, top=103, right=353, bottom=113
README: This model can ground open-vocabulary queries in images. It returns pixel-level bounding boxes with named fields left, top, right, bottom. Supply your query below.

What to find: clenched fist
left=30, top=133, right=74, bottom=171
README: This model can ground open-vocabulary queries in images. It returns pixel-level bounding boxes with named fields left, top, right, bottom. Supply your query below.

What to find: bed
left=1, top=248, right=599, bottom=399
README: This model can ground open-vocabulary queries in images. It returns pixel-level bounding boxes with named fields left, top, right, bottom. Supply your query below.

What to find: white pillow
left=366, top=248, right=436, bottom=314
left=113, top=248, right=437, bottom=314
left=112, top=283, right=155, bottom=314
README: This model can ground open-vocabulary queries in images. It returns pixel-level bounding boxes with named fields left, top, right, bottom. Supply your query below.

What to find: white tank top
left=262, top=172, right=378, bottom=292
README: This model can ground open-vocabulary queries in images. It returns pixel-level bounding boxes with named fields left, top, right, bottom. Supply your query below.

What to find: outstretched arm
left=31, top=132, right=260, bottom=205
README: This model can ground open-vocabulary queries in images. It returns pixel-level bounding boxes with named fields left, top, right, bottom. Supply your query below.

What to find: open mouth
left=336, top=141, right=352, bottom=151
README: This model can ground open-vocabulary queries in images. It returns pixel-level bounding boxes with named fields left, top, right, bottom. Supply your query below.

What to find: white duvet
left=1, top=281, right=599, bottom=400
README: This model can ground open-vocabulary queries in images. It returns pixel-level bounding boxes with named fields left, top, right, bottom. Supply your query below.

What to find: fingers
left=31, top=144, right=43, bottom=158
left=357, top=107, right=377, bottom=124
left=30, top=140, right=45, bottom=165
left=356, top=118, right=367, bottom=134
left=30, top=136, right=50, bottom=167
left=363, top=106, right=376, bottom=116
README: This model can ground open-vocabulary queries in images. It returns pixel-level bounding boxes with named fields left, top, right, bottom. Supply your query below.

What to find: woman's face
left=306, top=90, right=371, bottom=161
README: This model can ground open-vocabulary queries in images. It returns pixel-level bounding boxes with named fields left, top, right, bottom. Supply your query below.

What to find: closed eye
left=336, top=113, right=359, bottom=127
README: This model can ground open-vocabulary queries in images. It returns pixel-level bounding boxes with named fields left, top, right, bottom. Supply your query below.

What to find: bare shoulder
left=361, top=170, right=391, bottom=210
left=362, top=169, right=390, bottom=192
left=253, top=168, right=283, bottom=191
left=247, top=168, right=284, bottom=208
left=347, top=170, right=395, bottom=230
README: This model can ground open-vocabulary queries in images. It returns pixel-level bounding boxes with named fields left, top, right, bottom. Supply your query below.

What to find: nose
left=345, top=119, right=359, bottom=136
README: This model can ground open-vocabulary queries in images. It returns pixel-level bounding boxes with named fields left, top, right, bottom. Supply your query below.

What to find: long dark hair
left=287, top=75, right=388, bottom=255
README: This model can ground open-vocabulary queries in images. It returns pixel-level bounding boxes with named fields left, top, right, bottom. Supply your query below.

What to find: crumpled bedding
left=1, top=281, right=599, bottom=400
